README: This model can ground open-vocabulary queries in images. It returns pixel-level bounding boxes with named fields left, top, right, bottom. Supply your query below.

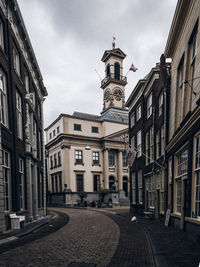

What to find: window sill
left=75, top=163, right=84, bottom=166
left=185, top=216, right=200, bottom=225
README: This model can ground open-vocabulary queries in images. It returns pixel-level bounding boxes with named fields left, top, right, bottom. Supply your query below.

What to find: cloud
left=18, top=0, right=177, bottom=127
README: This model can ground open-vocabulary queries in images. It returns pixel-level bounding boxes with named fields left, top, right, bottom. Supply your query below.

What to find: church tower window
left=114, top=62, right=120, bottom=80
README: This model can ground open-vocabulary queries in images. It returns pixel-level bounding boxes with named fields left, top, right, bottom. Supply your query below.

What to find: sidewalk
left=108, top=207, right=200, bottom=267
left=0, top=213, right=55, bottom=245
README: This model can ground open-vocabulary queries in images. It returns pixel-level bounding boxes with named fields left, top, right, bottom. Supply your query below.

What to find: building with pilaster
left=165, top=0, right=200, bottom=238
left=45, top=44, right=130, bottom=206
left=0, top=0, right=47, bottom=231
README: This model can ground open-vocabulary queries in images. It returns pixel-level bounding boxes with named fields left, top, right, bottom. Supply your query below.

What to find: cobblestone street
left=0, top=208, right=120, bottom=267
left=0, top=208, right=155, bottom=267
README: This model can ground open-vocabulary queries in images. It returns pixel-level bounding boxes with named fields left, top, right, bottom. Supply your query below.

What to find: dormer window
left=114, top=62, right=120, bottom=80
left=106, top=64, right=110, bottom=77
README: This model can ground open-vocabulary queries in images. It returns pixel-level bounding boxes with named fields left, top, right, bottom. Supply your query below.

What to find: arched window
left=114, top=62, right=120, bottom=80
left=106, top=64, right=110, bottom=77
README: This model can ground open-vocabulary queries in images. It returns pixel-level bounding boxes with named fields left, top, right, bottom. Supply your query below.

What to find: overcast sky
left=18, top=0, right=177, bottom=127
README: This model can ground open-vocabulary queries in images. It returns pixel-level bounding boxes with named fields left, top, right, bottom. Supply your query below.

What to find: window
left=24, top=68, right=29, bottom=93
left=50, top=156, right=53, bottom=169
left=74, top=124, right=81, bottom=131
left=114, top=62, right=120, bottom=80
left=131, top=136, right=135, bottom=149
left=137, top=130, right=142, bottom=157
left=19, top=157, right=25, bottom=210
left=51, top=173, right=62, bottom=193
left=194, top=134, right=200, bottom=218
left=13, top=44, right=20, bottom=76
left=0, top=70, right=8, bottom=127
left=130, top=112, right=135, bottom=127
left=49, top=133, right=52, bottom=139
left=132, top=172, right=136, bottom=204
left=76, top=174, right=84, bottom=192
left=0, top=19, right=4, bottom=50
left=37, top=101, right=41, bottom=119
left=75, top=150, right=82, bottom=164
left=93, top=152, right=99, bottom=165
left=38, top=172, right=44, bottom=208
left=92, top=126, right=98, bottom=133
left=106, top=64, right=110, bottom=77
left=33, top=119, right=37, bottom=154
left=161, top=126, right=165, bottom=155
left=122, top=151, right=127, bottom=167
left=147, top=93, right=152, bottom=118
left=186, top=22, right=198, bottom=110
left=58, top=151, right=61, bottom=166
left=176, top=57, right=184, bottom=126
left=158, top=92, right=163, bottom=116
left=108, top=151, right=114, bottom=166
left=94, top=175, right=100, bottom=192
left=136, top=104, right=141, bottom=121
left=176, top=179, right=182, bottom=213
left=57, top=126, right=60, bottom=134
left=53, top=130, right=55, bottom=137
left=146, top=175, right=155, bottom=208
left=2, top=149, right=11, bottom=211
left=16, top=91, right=23, bottom=139
left=138, top=170, right=143, bottom=204
left=156, top=126, right=164, bottom=159
left=38, top=130, right=42, bottom=161
left=145, top=127, right=153, bottom=165
left=54, top=154, right=57, bottom=168
left=175, top=148, right=188, bottom=214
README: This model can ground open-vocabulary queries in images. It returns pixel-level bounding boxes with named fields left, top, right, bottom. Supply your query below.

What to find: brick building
left=0, top=0, right=47, bottom=231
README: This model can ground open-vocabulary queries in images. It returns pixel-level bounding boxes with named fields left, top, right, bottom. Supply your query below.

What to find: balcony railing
left=101, top=73, right=127, bottom=87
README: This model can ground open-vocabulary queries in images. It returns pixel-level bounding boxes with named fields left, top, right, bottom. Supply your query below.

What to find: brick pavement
left=97, top=209, right=155, bottom=267
left=0, top=208, right=120, bottom=267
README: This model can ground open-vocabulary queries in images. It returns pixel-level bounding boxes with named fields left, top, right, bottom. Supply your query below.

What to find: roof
left=73, top=112, right=100, bottom=121
left=101, top=48, right=126, bottom=62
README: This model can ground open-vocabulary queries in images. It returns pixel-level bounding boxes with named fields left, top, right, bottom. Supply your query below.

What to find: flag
left=126, top=145, right=138, bottom=167
left=129, top=63, right=138, bottom=72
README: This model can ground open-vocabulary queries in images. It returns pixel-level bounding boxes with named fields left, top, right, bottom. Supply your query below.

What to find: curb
left=137, top=220, right=168, bottom=267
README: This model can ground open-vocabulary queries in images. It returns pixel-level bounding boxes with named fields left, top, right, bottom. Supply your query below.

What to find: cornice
left=166, top=107, right=200, bottom=152
left=165, top=0, right=194, bottom=58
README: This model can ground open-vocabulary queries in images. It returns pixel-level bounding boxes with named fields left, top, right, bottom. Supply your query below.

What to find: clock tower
left=101, top=41, right=127, bottom=112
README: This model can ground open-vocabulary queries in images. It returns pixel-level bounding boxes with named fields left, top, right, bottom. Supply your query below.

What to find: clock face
left=114, top=89, right=122, bottom=101
left=104, top=90, right=111, bottom=102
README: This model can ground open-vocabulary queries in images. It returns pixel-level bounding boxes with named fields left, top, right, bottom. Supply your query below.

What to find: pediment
left=101, top=48, right=126, bottom=62
left=103, top=128, right=128, bottom=141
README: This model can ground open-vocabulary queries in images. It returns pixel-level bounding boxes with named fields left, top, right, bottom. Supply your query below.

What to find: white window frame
left=24, top=68, right=29, bottom=93
left=16, top=90, right=23, bottom=139
left=130, top=112, right=135, bottom=127
left=0, top=70, right=8, bottom=127
left=3, top=149, right=11, bottom=211
left=137, top=130, right=142, bottom=157
left=194, top=134, right=200, bottom=219
left=136, top=104, right=141, bottom=121
left=138, top=169, right=143, bottom=204
left=175, top=148, right=188, bottom=214
left=158, top=92, right=163, bottom=117
left=147, top=93, right=152, bottom=118
left=0, top=18, right=4, bottom=50
left=19, top=157, right=25, bottom=211
left=13, top=44, right=20, bottom=77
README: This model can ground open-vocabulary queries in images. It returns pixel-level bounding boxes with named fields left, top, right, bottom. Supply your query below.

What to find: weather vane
left=112, top=35, right=116, bottom=49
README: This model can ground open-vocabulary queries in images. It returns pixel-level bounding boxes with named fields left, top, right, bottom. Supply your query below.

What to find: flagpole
left=125, top=69, right=130, bottom=77
left=125, top=142, right=165, bottom=169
